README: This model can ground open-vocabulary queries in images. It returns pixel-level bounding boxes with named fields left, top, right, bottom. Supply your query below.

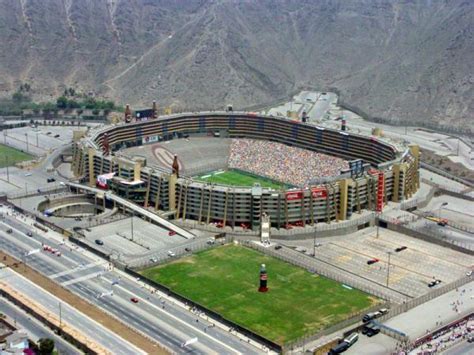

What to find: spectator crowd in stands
left=228, top=139, right=348, bottom=187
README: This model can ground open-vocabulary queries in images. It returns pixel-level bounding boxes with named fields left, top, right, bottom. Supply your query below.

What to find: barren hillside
left=0, top=0, right=472, bottom=128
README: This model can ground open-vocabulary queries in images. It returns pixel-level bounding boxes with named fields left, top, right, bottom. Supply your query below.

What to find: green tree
left=56, top=96, right=68, bottom=109
left=67, top=99, right=80, bottom=109
left=38, top=338, right=55, bottom=354
left=12, top=91, right=30, bottom=103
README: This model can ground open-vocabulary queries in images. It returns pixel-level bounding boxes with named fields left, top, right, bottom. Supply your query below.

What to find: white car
left=167, top=251, right=176, bottom=257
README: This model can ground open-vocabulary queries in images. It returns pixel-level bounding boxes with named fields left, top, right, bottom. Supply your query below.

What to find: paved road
left=0, top=208, right=265, bottom=354
left=339, top=116, right=474, bottom=170
left=444, top=339, right=474, bottom=355
left=0, top=266, right=142, bottom=355
left=0, top=297, right=81, bottom=354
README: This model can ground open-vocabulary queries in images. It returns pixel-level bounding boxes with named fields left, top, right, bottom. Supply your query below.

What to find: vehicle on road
left=395, top=246, right=407, bottom=252
left=130, top=297, right=139, bottom=303
left=47, top=178, right=56, bottom=183
left=328, top=333, right=358, bottom=354
left=428, top=279, right=442, bottom=287
left=343, top=333, right=358, bottom=346
left=425, top=216, right=448, bottom=226
left=24, top=173, right=32, bottom=177
left=328, top=341, right=349, bottom=354
left=149, top=257, right=158, bottom=263
left=167, top=250, right=176, bottom=257
left=184, top=247, right=191, bottom=252
left=363, top=312, right=377, bottom=322
left=367, top=258, right=380, bottom=265
left=26, top=231, right=33, bottom=237
left=274, top=245, right=282, bottom=250
left=95, top=239, right=104, bottom=245
left=54, top=134, right=60, bottom=138
left=6, top=228, right=13, bottom=234
left=168, top=231, right=176, bottom=236
left=367, top=325, right=380, bottom=337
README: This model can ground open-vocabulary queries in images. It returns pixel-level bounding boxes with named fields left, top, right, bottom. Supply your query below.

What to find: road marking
left=107, top=279, right=241, bottom=354
left=50, top=261, right=104, bottom=279
left=61, top=271, right=107, bottom=287
left=0, top=267, right=145, bottom=354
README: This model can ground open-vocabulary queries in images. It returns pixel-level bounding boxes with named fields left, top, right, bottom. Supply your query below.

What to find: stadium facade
left=72, top=111, right=420, bottom=231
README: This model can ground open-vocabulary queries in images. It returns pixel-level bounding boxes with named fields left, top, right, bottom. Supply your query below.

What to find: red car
left=130, top=297, right=139, bottom=303
left=367, top=258, right=380, bottom=265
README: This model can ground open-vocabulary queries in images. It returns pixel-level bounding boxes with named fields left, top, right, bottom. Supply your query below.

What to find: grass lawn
left=0, top=144, right=33, bottom=168
left=140, top=245, right=379, bottom=345
left=195, top=169, right=285, bottom=189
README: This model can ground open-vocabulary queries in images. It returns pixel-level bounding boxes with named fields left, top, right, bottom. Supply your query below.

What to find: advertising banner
left=96, top=172, right=115, bottom=189
left=143, top=135, right=159, bottom=144
left=311, top=187, right=327, bottom=199
left=286, top=191, right=303, bottom=201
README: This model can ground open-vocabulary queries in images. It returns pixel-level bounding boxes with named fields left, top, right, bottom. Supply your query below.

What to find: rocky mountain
left=0, top=0, right=472, bottom=128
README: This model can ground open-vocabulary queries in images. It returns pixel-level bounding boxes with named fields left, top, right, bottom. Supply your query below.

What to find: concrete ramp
left=67, top=182, right=196, bottom=239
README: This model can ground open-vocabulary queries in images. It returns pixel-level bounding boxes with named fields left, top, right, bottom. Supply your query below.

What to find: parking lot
left=281, top=227, right=473, bottom=299
left=2, top=124, right=88, bottom=156
left=81, top=217, right=187, bottom=258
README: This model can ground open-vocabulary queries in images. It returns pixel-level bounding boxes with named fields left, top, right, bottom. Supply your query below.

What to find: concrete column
left=338, top=179, right=350, bottom=220
left=168, top=174, right=177, bottom=213
left=88, top=148, right=95, bottom=187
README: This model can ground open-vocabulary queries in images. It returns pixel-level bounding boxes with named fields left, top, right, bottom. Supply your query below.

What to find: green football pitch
left=140, top=245, right=379, bottom=345
left=0, top=144, right=33, bottom=168
left=195, top=169, right=285, bottom=189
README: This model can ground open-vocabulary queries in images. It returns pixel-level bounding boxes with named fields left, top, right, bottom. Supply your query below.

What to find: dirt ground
left=0, top=250, right=167, bottom=354
left=421, top=148, right=474, bottom=183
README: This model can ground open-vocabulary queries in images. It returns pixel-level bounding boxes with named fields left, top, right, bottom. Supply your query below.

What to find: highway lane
left=0, top=267, right=144, bottom=355
left=0, top=297, right=81, bottom=355
left=0, top=210, right=264, bottom=354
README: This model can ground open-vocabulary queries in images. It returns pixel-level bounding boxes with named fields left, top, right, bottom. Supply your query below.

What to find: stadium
left=71, top=105, right=420, bottom=232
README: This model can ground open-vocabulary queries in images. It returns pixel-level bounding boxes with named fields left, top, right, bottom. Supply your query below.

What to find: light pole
left=130, top=210, right=134, bottom=241
left=376, top=212, right=380, bottom=238
left=386, top=251, right=392, bottom=287
left=5, top=156, right=9, bottom=182
left=313, top=232, right=317, bottom=256
left=438, top=202, right=448, bottom=219
left=59, top=302, right=62, bottom=330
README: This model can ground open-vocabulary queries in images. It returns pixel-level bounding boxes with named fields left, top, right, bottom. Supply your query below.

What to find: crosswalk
left=50, top=260, right=105, bottom=279
left=61, top=270, right=106, bottom=286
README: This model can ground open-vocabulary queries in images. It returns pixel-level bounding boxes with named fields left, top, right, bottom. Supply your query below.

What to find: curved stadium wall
left=72, top=112, right=420, bottom=230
